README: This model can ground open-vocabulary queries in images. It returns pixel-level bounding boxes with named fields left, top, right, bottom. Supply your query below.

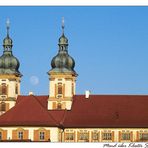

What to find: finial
left=6, top=18, right=10, bottom=37
left=62, top=17, right=65, bottom=35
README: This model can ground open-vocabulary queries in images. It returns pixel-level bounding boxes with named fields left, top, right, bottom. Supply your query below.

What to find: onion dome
left=58, top=34, right=68, bottom=46
left=0, top=19, right=22, bottom=77
left=48, top=18, right=77, bottom=75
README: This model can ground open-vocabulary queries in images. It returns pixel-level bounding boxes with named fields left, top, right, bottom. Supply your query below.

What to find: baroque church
left=0, top=19, right=147, bottom=142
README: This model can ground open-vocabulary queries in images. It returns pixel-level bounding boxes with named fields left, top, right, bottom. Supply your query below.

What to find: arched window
left=2, top=84, right=7, bottom=95
left=15, top=84, right=18, bottom=94
left=58, top=83, right=62, bottom=95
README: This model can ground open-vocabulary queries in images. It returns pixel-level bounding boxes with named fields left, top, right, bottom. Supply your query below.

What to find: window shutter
left=112, top=131, right=114, bottom=142
left=74, top=131, right=76, bottom=142
left=91, top=131, right=93, bottom=142
left=62, top=102, right=66, bottom=109
left=130, top=131, right=133, bottom=142
left=119, top=131, right=121, bottom=142
left=12, top=130, right=17, bottom=140
left=34, top=130, right=39, bottom=141
left=52, top=102, right=56, bottom=109
left=24, top=130, right=29, bottom=140
left=3, top=130, right=7, bottom=140
left=5, top=103, right=9, bottom=111
left=45, top=130, right=50, bottom=141
left=136, top=131, right=139, bottom=142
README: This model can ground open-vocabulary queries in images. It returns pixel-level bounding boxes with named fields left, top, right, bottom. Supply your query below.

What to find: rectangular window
left=92, top=132, right=99, bottom=140
left=79, top=132, right=89, bottom=141
left=0, top=132, right=2, bottom=140
left=65, top=133, right=74, bottom=141
left=121, top=133, right=130, bottom=140
left=18, top=131, right=23, bottom=140
left=102, top=133, right=112, bottom=140
left=40, top=132, right=45, bottom=140
left=0, top=103, right=6, bottom=111
left=140, top=133, right=148, bottom=140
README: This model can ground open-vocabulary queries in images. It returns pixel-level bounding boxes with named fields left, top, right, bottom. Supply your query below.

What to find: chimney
left=85, top=90, right=90, bottom=99
left=29, top=91, right=33, bottom=95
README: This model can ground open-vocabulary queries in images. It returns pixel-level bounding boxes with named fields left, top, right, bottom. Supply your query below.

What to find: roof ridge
left=59, top=110, right=67, bottom=128
left=32, top=95, right=59, bottom=126
left=0, top=96, right=28, bottom=118
left=33, top=95, right=47, bottom=108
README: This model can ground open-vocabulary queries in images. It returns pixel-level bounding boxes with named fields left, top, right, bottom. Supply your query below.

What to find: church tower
left=48, top=18, right=77, bottom=110
left=0, top=19, right=22, bottom=115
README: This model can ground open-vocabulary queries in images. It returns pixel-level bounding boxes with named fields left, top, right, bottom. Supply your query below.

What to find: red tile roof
left=0, top=95, right=148, bottom=128
left=63, top=95, right=148, bottom=128
left=0, top=95, right=58, bottom=127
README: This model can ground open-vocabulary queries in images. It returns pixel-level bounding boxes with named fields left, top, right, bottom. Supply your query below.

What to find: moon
left=30, top=76, right=39, bottom=86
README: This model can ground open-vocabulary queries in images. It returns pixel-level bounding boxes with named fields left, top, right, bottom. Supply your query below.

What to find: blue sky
left=0, top=6, right=148, bottom=95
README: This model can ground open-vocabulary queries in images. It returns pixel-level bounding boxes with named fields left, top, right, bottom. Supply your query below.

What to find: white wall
left=1, top=127, right=59, bottom=142
left=64, top=128, right=148, bottom=142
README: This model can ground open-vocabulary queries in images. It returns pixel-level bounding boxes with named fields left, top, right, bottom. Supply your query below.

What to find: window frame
left=15, top=84, right=18, bottom=94
left=79, top=131, right=89, bottom=141
left=57, top=103, right=62, bottom=110
left=121, top=132, right=131, bottom=141
left=92, top=131, right=99, bottom=141
left=0, top=132, right=2, bottom=140
left=18, top=131, right=23, bottom=140
left=39, top=131, right=45, bottom=140
left=1, top=84, right=7, bottom=95
left=139, top=132, right=148, bottom=141
left=102, top=132, right=112, bottom=141
left=57, top=83, right=62, bottom=95
left=65, top=132, right=75, bottom=141
left=0, top=102, right=6, bottom=112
